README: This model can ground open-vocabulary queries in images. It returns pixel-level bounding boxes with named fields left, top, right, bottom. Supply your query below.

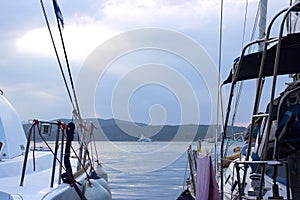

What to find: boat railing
left=20, top=119, right=92, bottom=188
left=20, top=120, right=65, bottom=187
left=220, top=36, right=279, bottom=197
left=249, top=3, right=300, bottom=199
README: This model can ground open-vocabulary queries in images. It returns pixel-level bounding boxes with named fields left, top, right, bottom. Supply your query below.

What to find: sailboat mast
left=258, top=0, right=268, bottom=51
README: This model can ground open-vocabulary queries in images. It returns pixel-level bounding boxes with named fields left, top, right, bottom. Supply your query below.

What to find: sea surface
left=94, top=141, right=216, bottom=200
left=41, top=140, right=241, bottom=199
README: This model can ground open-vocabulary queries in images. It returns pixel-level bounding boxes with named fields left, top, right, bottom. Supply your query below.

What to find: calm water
left=95, top=141, right=215, bottom=200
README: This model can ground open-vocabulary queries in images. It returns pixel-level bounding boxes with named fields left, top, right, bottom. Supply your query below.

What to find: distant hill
left=23, top=118, right=245, bottom=142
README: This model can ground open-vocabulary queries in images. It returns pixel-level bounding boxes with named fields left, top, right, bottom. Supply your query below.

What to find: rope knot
left=33, top=119, right=39, bottom=125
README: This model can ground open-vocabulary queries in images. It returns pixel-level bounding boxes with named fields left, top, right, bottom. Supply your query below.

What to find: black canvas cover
left=223, top=33, right=300, bottom=84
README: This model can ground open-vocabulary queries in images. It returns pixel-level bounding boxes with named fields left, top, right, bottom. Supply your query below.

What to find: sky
left=0, top=0, right=293, bottom=126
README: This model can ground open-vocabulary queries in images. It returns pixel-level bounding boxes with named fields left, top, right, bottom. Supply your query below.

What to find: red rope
left=75, top=123, right=96, bottom=171
left=33, top=120, right=87, bottom=200
left=61, top=126, right=91, bottom=183
left=33, top=120, right=66, bottom=170
left=58, top=122, right=94, bottom=179
left=78, top=123, right=88, bottom=132
left=77, top=123, right=88, bottom=145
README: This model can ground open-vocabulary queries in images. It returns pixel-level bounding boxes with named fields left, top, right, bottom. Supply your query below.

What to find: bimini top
left=223, top=32, right=300, bottom=84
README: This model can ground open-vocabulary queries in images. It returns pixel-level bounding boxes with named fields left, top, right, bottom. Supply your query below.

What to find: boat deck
left=0, top=151, right=84, bottom=200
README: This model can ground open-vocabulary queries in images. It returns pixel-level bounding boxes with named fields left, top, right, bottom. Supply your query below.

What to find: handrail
left=262, top=1, right=300, bottom=161
left=220, top=37, right=271, bottom=198
left=19, top=123, right=34, bottom=186
left=50, top=122, right=61, bottom=187
left=58, top=124, right=65, bottom=184
left=240, top=7, right=289, bottom=197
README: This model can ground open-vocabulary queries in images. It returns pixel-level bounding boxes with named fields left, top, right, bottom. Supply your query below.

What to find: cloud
left=15, top=0, right=254, bottom=63
left=16, top=22, right=117, bottom=63
left=11, top=0, right=285, bottom=63
left=100, top=0, right=263, bottom=30
left=101, top=0, right=219, bottom=29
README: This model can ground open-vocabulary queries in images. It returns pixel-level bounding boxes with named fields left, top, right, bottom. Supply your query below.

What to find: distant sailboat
left=138, top=134, right=153, bottom=142
left=203, top=137, right=216, bottom=143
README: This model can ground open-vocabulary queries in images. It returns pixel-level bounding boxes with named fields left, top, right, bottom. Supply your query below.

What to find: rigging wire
left=242, top=0, right=249, bottom=49
left=40, top=0, right=97, bottom=172
left=248, top=2, right=260, bottom=53
left=230, top=0, right=263, bottom=130
left=230, top=0, right=249, bottom=133
left=218, top=0, right=224, bottom=199
left=39, top=0, right=76, bottom=112
left=54, top=15, right=82, bottom=121
left=52, top=2, right=86, bottom=168
left=220, top=1, right=259, bottom=199
left=216, top=0, right=224, bottom=134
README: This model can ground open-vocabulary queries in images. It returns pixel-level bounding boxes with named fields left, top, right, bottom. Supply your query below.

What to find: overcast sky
left=0, top=0, right=292, bottom=125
